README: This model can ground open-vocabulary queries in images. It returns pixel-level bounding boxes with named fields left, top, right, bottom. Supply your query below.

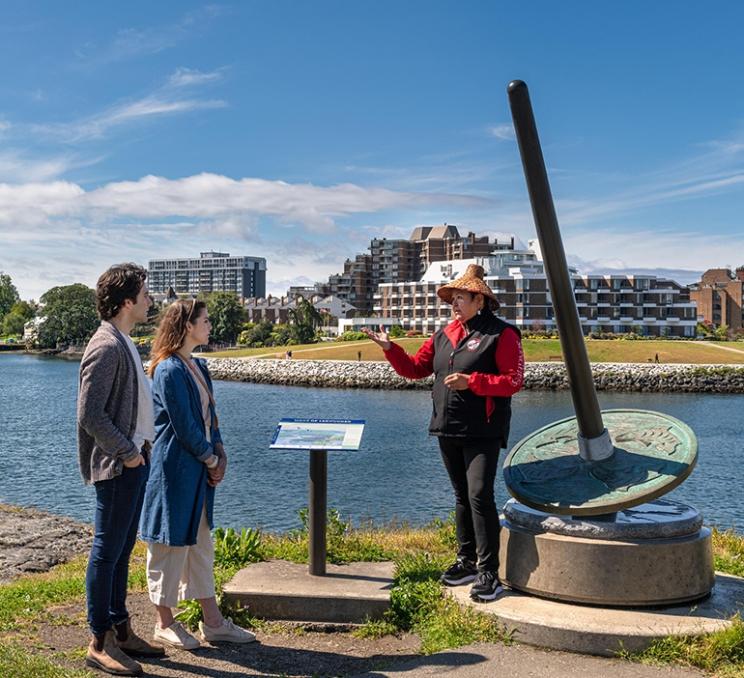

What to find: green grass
left=4, top=512, right=744, bottom=674
left=380, top=552, right=512, bottom=654
left=714, top=529, right=744, bottom=578
left=207, top=338, right=744, bottom=364
left=0, top=643, right=93, bottom=678
left=627, top=616, right=744, bottom=677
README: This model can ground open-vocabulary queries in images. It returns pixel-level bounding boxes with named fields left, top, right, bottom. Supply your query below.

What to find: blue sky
left=2, top=1, right=744, bottom=300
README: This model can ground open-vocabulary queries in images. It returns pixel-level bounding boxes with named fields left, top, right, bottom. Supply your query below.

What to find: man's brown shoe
left=114, top=617, right=166, bottom=657
left=86, top=630, right=143, bottom=676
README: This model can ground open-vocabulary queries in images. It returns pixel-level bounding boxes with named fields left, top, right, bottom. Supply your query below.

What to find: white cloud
left=0, top=150, right=102, bottom=183
left=74, top=6, right=226, bottom=66
left=562, top=227, right=744, bottom=275
left=488, top=124, right=515, bottom=141
left=168, top=67, right=225, bottom=88
left=30, top=96, right=227, bottom=143
left=0, top=172, right=490, bottom=232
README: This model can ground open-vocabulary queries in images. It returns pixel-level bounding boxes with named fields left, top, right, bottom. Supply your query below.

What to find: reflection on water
left=1, top=353, right=743, bottom=531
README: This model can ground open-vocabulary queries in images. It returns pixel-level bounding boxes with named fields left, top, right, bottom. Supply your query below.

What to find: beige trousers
left=146, top=508, right=216, bottom=607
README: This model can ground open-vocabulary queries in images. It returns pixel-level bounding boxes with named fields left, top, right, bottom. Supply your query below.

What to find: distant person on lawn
left=364, top=264, right=524, bottom=602
left=140, top=299, right=255, bottom=649
left=77, top=263, right=165, bottom=676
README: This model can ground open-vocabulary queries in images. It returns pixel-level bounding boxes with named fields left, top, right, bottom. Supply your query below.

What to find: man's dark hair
left=96, top=263, right=147, bottom=320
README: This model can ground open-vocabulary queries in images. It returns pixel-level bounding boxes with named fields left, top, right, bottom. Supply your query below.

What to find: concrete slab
left=223, top=560, right=395, bottom=624
left=449, top=572, right=744, bottom=656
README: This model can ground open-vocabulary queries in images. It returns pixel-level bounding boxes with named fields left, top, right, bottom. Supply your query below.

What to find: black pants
left=438, top=437, right=501, bottom=573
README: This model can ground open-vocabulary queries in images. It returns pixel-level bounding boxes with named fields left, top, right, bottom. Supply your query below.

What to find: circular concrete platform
left=499, top=500, right=715, bottom=606
left=448, top=573, right=744, bottom=656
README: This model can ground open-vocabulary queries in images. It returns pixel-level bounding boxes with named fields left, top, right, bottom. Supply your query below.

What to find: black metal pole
left=308, top=449, right=327, bottom=576
left=507, top=80, right=605, bottom=442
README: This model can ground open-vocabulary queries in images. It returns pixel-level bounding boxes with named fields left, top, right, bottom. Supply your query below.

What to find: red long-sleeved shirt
left=383, top=320, right=524, bottom=397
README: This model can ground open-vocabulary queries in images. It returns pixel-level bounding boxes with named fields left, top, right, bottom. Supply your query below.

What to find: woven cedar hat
left=437, top=264, right=500, bottom=309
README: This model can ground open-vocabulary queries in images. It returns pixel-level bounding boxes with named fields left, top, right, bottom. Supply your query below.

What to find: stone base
left=449, top=573, right=744, bottom=656
left=222, top=560, right=394, bottom=623
left=499, top=519, right=714, bottom=606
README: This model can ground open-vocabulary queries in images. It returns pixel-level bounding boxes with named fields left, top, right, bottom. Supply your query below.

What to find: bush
left=336, top=331, right=368, bottom=341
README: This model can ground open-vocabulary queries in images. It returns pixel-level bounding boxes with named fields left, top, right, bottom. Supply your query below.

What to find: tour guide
left=364, top=264, right=524, bottom=601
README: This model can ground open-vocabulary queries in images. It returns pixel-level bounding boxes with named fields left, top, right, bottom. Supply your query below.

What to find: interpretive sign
left=270, top=417, right=365, bottom=576
left=270, top=418, right=365, bottom=451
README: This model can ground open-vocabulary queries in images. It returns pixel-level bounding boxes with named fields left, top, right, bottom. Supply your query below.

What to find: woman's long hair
left=148, top=299, right=207, bottom=376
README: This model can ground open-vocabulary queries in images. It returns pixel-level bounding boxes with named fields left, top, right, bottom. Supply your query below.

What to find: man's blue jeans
left=86, top=463, right=148, bottom=636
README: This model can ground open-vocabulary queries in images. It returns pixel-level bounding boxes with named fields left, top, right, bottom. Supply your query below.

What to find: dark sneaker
left=470, top=571, right=504, bottom=602
left=440, top=558, right=478, bottom=586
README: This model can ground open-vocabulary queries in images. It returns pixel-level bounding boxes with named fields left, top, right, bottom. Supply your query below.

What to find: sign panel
left=270, top=418, right=365, bottom=451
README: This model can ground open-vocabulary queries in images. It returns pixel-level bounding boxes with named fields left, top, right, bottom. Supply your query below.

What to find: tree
left=238, top=321, right=274, bottom=347
left=206, top=292, right=246, bottom=344
left=2, top=301, right=36, bottom=336
left=288, top=299, right=323, bottom=344
left=0, top=272, right=20, bottom=321
left=714, top=324, right=730, bottom=341
left=37, top=284, right=98, bottom=348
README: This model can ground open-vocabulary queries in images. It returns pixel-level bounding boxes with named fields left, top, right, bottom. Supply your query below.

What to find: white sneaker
left=199, top=617, right=256, bottom=644
left=153, top=621, right=200, bottom=650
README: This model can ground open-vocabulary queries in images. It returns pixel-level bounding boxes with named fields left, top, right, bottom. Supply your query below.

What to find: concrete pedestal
left=499, top=499, right=715, bottom=606
left=222, top=560, right=394, bottom=624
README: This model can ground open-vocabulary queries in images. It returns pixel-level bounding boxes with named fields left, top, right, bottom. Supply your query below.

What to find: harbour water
left=1, top=353, right=742, bottom=532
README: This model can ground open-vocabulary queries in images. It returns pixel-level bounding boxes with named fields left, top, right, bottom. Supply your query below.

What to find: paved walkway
left=354, top=643, right=704, bottom=678
left=693, top=341, right=744, bottom=355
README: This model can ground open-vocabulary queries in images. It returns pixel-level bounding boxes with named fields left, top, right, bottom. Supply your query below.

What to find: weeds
left=629, top=614, right=744, bottom=675
left=714, top=528, right=744, bottom=578
left=213, top=526, right=262, bottom=568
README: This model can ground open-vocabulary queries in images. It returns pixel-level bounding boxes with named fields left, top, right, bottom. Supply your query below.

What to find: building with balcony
left=689, top=267, right=744, bottom=331
left=374, top=245, right=697, bottom=337
left=148, top=252, right=266, bottom=299
left=316, top=225, right=511, bottom=313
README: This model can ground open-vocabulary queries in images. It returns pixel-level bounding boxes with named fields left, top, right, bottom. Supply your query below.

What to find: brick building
left=316, top=225, right=506, bottom=313
left=689, top=267, right=744, bottom=331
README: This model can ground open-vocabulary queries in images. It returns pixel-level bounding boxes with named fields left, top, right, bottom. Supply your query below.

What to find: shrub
left=336, top=330, right=368, bottom=342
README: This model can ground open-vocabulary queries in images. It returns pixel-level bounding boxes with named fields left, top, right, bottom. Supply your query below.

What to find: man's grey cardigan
left=77, top=321, right=143, bottom=484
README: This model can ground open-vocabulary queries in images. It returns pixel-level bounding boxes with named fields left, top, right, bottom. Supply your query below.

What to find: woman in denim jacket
left=140, top=299, right=254, bottom=649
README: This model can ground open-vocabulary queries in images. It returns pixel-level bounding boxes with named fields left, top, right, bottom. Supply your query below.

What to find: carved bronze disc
left=503, top=409, right=697, bottom=516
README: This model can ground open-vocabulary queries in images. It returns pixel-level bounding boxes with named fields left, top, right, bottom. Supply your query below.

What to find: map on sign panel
left=270, top=418, right=366, bottom=451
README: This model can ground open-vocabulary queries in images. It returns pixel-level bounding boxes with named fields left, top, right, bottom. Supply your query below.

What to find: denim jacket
left=140, top=355, right=223, bottom=546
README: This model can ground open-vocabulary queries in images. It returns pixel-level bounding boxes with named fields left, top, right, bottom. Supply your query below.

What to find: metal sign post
left=270, top=418, right=365, bottom=577
left=308, top=449, right=328, bottom=576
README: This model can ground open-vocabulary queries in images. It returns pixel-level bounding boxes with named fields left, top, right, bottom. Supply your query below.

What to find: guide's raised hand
left=361, top=325, right=391, bottom=351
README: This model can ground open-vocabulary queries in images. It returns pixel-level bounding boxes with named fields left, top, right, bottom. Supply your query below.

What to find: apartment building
left=374, top=249, right=697, bottom=337
left=317, top=225, right=506, bottom=313
left=689, top=267, right=744, bottom=331
left=148, top=252, right=266, bottom=299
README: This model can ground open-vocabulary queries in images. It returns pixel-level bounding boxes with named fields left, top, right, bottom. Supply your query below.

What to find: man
left=77, top=263, right=165, bottom=676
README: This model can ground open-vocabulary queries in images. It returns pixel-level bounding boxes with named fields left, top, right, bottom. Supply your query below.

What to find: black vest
left=429, top=311, right=519, bottom=443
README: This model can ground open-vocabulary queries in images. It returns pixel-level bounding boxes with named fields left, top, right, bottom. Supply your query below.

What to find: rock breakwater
left=205, top=358, right=744, bottom=393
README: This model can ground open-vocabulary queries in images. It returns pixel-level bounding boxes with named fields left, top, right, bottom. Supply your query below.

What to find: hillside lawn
left=207, top=338, right=744, bottom=364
